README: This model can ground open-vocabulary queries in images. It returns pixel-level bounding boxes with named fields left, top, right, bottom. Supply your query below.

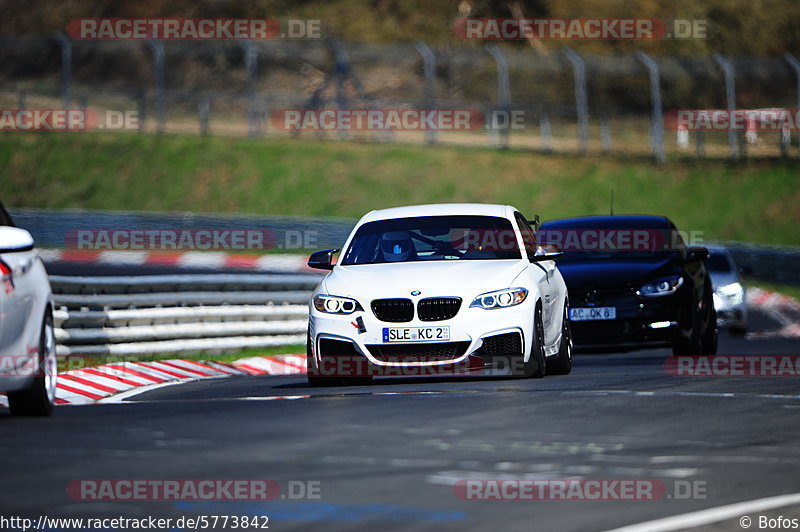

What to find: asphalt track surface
left=1, top=307, right=799, bottom=532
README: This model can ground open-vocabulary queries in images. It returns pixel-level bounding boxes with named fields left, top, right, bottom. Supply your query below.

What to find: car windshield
left=538, top=223, right=680, bottom=263
left=341, top=215, right=521, bottom=265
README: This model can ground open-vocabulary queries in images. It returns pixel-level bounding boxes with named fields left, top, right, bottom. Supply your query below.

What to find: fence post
left=198, top=97, right=210, bottom=136
left=146, top=40, right=166, bottom=134
left=330, top=40, right=351, bottom=140
left=600, top=116, right=612, bottom=153
left=415, top=41, right=437, bottom=145
left=239, top=40, right=258, bottom=137
left=54, top=32, right=72, bottom=110
left=539, top=113, right=552, bottom=153
left=563, top=47, right=589, bottom=155
left=486, top=44, right=510, bottom=149
left=636, top=51, right=666, bottom=165
left=784, top=52, right=800, bottom=156
left=713, top=53, right=738, bottom=159
left=136, top=92, right=146, bottom=133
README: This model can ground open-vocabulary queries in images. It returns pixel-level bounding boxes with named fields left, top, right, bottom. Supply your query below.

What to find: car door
left=0, top=207, right=37, bottom=366
left=515, top=212, right=558, bottom=344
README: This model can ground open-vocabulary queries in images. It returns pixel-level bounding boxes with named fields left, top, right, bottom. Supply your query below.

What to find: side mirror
left=529, top=244, right=563, bottom=262
left=308, top=249, right=339, bottom=270
left=0, top=227, right=34, bottom=253
left=685, top=246, right=709, bottom=263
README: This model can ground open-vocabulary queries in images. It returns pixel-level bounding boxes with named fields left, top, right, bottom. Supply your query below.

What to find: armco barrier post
left=54, top=32, right=72, bottom=110
left=486, top=44, right=510, bottom=149
left=415, top=41, right=438, bottom=145
left=240, top=40, right=259, bottom=137
left=713, top=53, right=738, bottom=159
left=563, top=47, right=589, bottom=155
left=146, top=40, right=166, bottom=134
left=784, top=52, right=800, bottom=156
left=636, top=51, right=666, bottom=165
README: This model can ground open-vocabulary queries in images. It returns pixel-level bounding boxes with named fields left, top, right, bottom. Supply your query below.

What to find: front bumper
left=569, top=292, right=684, bottom=352
left=308, top=298, right=534, bottom=378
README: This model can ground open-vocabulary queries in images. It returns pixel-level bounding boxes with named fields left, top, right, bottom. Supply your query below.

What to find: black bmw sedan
left=538, top=215, right=717, bottom=356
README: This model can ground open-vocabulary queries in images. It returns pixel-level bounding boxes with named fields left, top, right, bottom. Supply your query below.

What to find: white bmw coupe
left=306, top=203, right=572, bottom=386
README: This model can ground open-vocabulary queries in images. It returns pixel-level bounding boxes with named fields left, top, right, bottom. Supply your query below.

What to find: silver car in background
left=707, top=245, right=748, bottom=335
left=0, top=203, right=57, bottom=416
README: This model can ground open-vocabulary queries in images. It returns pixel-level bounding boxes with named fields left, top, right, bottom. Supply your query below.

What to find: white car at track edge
left=0, top=203, right=57, bottom=416
left=305, top=203, right=572, bottom=386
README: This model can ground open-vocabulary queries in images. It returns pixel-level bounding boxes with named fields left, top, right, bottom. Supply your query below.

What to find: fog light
left=648, top=321, right=676, bottom=329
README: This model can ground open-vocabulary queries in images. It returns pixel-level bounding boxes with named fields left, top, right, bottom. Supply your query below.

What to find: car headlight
left=313, top=294, right=362, bottom=314
left=470, top=288, right=528, bottom=309
left=637, top=276, right=684, bottom=297
left=715, top=282, right=744, bottom=305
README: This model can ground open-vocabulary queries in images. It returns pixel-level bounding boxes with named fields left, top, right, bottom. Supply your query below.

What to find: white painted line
left=98, top=379, right=195, bottom=403
left=603, top=492, right=800, bottom=532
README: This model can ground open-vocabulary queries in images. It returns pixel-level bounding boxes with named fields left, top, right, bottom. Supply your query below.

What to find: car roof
left=539, top=214, right=674, bottom=229
left=359, top=203, right=516, bottom=224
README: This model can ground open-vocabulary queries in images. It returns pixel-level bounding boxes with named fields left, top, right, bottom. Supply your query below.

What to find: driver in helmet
left=380, top=231, right=417, bottom=262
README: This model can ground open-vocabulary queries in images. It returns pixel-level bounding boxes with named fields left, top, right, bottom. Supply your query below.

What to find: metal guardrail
left=51, top=274, right=320, bottom=357
left=723, top=241, right=800, bottom=285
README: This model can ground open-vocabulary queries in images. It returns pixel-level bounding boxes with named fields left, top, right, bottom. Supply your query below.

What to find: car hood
left=322, top=259, right=527, bottom=299
left=556, top=258, right=678, bottom=290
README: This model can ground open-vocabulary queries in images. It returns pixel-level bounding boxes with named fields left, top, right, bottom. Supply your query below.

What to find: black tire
left=306, top=330, right=342, bottom=387
left=672, top=304, right=702, bottom=356
left=514, top=305, right=546, bottom=378
left=547, top=304, right=573, bottom=375
left=8, top=311, right=56, bottom=416
left=700, top=295, right=718, bottom=356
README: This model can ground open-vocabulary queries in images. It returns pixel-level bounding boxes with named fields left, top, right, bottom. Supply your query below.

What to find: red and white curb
left=746, top=287, right=800, bottom=339
left=39, top=249, right=314, bottom=273
left=1, top=354, right=308, bottom=407
left=3, top=285, right=797, bottom=409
